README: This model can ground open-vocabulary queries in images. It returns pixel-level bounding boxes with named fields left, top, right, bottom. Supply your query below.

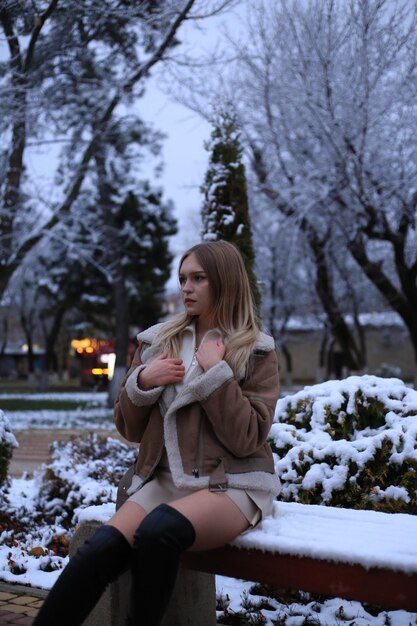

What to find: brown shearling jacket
left=114, top=323, right=281, bottom=500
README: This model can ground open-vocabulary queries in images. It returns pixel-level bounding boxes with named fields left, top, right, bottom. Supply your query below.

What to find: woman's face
left=179, top=253, right=213, bottom=322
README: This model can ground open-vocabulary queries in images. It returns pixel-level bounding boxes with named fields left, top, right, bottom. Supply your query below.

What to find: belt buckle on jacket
left=209, top=481, right=228, bottom=493
left=209, top=459, right=228, bottom=492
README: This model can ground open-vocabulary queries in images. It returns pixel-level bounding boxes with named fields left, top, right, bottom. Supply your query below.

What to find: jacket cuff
left=125, top=365, right=163, bottom=406
left=188, top=360, right=234, bottom=401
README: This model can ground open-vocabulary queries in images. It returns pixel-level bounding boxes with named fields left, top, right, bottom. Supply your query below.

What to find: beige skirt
left=127, top=468, right=273, bottom=528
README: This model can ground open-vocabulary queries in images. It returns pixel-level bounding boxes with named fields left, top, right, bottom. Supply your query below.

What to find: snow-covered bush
left=0, top=434, right=137, bottom=586
left=270, top=375, right=417, bottom=513
left=0, top=409, right=18, bottom=488
left=33, top=434, right=137, bottom=527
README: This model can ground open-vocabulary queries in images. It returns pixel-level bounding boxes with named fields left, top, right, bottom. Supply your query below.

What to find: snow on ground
left=0, top=475, right=67, bottom=589
left=0, top=392, right=108, bottom=401
left=7, top=407, right=113, bottom=429
left=3, top=391, right=113, bottom=429
left=215, top=574, right=415, bottom=626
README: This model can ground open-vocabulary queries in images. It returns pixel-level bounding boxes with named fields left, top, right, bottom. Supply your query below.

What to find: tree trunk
left=41, top=306, right=67, bottom=373
left=0, top=316, right=8, bottom=355
left=317, top=330, right=329, bottom=383
left=348, top=234, right=417, bottom=382
left=280, top=343, right=293, bottom=387
left=108, top=275, right=130, bottom=407
left=19, top=312, right=36, bottom=374
left=308, top=229, right=365, bottom=373
left=0, top=10, right=27, bottom=267
left=94, top=150, right=130, bottom=407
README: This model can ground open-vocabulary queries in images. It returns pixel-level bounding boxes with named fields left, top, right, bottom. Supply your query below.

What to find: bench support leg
left=69, top=522, right=217, bottom=626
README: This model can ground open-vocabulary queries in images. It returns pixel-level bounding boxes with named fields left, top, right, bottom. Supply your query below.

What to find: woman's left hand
left=196, top=338, right=226, bottom=371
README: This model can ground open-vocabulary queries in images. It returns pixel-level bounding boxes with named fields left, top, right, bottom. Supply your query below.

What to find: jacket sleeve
left=113, top=341, right=164, bottom=442
left=187, top=349, right=280, bottom=457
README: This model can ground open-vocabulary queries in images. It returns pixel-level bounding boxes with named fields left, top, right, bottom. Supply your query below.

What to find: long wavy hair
left=155, top=240, right=259, bottom=376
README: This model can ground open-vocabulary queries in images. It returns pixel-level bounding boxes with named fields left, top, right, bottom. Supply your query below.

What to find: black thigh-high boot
left=33, top=525, right=132, bottom=626
left=127, top=503, right=196, bottom=626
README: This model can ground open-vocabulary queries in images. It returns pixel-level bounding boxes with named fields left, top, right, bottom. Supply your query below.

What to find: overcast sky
left=139, top=87, right=210, bottom=254
left=138, top=2, right=247, bottom=274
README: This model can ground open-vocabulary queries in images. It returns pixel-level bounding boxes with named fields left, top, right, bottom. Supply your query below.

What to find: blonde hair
left=155, top=240, right=259, bottom=376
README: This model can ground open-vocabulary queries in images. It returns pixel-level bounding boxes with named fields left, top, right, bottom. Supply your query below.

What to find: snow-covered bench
left=73, top=500, right=417, bottom=625
left=184, top=501, right=417, bottom=612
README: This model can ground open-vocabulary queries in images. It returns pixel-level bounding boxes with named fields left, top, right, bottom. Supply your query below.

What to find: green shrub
left=270, top=375, right=417, bottom=513
left=0, top=410, right=18, bottom=489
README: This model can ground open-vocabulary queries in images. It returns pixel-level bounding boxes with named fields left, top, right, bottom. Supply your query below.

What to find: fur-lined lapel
left=137, top=322, right=275, bottom=415
left=136, top=321, right=276, bottom=417
left=137, top=322, right=276, bottom=355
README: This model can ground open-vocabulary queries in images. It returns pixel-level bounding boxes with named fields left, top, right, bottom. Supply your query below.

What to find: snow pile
left=270, top=375, right=417, bottom=512
left=215, top=576, right=416, bottom=626
left=0, top=475, right=69, bottom=589
left=3, top=392, right=112, bottom=430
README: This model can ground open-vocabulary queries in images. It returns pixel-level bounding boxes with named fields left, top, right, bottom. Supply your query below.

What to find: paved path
left=0, top=584, right=45, bottom=625
left=9, top=429, right=74, bottom=477
left=9, top=428, right=126, bottom=477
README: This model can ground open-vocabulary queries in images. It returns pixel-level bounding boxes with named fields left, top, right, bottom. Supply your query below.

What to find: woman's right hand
left=138, top=353, right=185, bottom=390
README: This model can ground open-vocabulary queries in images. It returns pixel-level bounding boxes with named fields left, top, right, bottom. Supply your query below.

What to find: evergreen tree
left=115, top=187, right=177, bottom=330
left=201, top=109, right=260, bottom=311
left=103, top=184, right=177, bottom=404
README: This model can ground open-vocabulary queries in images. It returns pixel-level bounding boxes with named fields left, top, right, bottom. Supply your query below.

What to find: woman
left=34, top=240, right=280, bottom=626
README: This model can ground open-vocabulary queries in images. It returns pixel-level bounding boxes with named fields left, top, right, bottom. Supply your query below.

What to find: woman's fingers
left=139, top=356, right=185, bottom=389
left=196, top=339, right=226, bottom=371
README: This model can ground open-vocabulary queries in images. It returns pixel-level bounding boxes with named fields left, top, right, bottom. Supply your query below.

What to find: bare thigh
left=170, top=489, right=249, bottom=551
left=105, top=501, right=148, bottom=545
left=104, top=489, right=249, bottom=551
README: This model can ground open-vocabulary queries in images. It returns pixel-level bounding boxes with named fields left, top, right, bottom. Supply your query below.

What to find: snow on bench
left=77, top=499, right=417, bottom=613
left=232, top=501, right=417, bottom=573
